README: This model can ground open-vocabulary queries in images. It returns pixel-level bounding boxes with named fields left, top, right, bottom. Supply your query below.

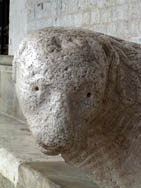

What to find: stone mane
left=13, top=27, right=141, bottom=188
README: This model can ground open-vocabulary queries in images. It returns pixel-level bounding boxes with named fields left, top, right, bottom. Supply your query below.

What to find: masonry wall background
left=9, top=0, right=141, bottom=55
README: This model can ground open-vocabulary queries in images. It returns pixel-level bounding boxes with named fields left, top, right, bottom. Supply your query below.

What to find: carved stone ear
left=98, top=37, right=120, bottom=101
left=100, top=37, right=120, bottom=89
left=99, top=37, right=141, bottom=106
left=102, top=41, right=113, bottom=58
left=104, top=39, right=141, bottom=106
left=98, top=36, right=115, bottom=60
left=116, top=48, right=141, bottom=105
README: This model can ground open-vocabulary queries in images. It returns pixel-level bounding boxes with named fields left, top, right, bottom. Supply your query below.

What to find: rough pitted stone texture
left=13, top=27, right=141, bottom=188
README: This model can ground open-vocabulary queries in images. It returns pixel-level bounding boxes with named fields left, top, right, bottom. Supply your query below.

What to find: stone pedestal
left=0, top=114, right=98, bottom=188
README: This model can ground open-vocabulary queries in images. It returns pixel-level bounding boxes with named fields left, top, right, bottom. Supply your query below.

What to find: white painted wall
left=9, top=0, right=27, bottom=55
left=9, top=0, right=141, bottom=55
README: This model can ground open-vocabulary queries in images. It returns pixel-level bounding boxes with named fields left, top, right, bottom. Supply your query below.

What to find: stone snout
left=16, top=77, right=104, bottom=156
left=14, top=28, right=107, bottom=157
left=28, top=91, right=73, bottom=155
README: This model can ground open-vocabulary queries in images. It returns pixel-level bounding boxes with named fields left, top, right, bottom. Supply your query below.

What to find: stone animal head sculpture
left=13, top=27, right=141, bottom=188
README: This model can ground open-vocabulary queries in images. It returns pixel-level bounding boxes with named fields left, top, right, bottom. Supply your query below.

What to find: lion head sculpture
left=13, top=27, right=141, bottom=188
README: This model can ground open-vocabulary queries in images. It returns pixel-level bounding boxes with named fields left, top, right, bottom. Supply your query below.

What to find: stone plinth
left=0, top=114, right=98, bottom=188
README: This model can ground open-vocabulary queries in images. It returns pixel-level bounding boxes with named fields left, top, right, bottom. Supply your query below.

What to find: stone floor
left=0, top=113, right=98, bottom=188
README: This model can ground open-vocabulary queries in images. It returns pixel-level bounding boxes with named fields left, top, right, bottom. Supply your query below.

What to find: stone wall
left=9, top=0, right=141, bottom=55
left=0, top=55, right=25, bottom=121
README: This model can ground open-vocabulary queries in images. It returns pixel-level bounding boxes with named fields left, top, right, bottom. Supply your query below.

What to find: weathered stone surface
left=0, top=114, right=97, bottom=188
left=13, top=27, right=141, bottom=188
left=17, top=162, right=98, bottom=188
left=0, top=173, right=15, bottom=188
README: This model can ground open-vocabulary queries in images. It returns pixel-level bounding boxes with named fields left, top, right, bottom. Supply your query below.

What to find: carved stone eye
left=34, top=86, right=39, bottom=91
left=87, top=92, right=91, bottom=98
left=64, top=67, right=68, bottom=71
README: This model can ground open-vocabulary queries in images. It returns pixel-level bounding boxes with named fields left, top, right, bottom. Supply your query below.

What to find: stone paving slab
left=0, top=55, right=13, bottom=66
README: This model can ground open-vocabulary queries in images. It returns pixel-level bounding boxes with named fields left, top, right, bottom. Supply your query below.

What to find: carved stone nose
left=38, top=141, right=57, bottom=155
left=49, top=92, right=70, bottom=118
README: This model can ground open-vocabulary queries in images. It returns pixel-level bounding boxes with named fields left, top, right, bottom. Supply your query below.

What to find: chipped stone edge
left=0, top=148, right=98, bottom=188
left=0, top=148, right=20, bottom=187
